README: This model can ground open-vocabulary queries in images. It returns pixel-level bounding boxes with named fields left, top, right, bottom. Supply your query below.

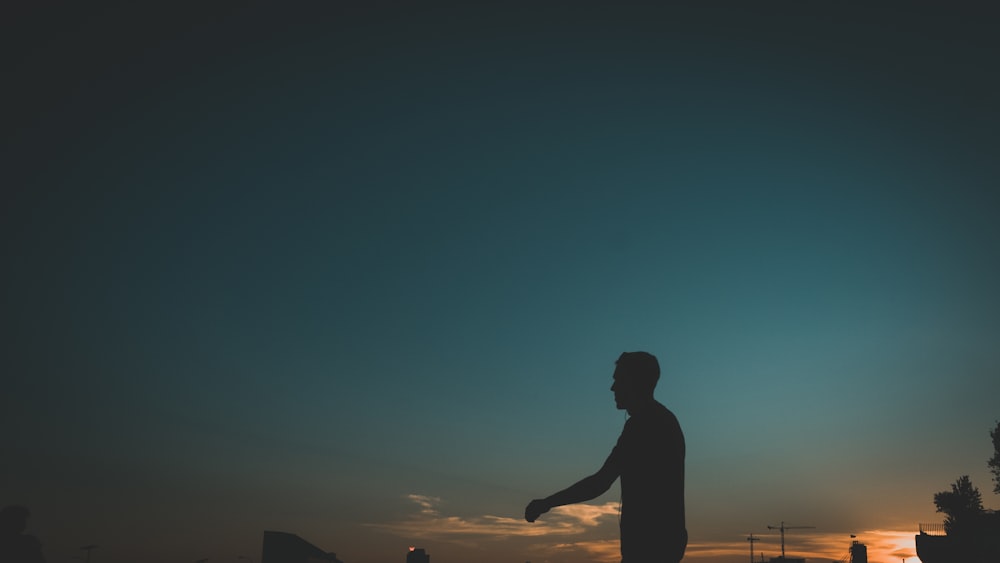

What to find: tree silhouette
left=934, top=475, right=984, bottom=535
left=989, top=421, right=1000, bottom=495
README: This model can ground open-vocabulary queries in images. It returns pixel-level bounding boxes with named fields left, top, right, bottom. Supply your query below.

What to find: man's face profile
left=611, top=368, right=638, bottom=411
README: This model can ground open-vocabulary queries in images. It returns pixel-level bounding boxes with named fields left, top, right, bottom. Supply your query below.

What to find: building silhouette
left=261, top=531, right=343, bottom=563
left=849, top=539, right=867, bottom=563
left=406, top=547, right=429, bottom=563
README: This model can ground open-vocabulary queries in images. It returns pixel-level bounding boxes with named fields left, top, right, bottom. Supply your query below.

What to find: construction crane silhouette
left=747, top=533, right=762, bottom=563
left=767, top=521, right=815, bottom=559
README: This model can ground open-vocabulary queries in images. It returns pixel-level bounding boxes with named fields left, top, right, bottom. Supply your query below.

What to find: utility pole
left=747, top=534, right=761, bottom=563
left=766, top=521, right=815, bottom=559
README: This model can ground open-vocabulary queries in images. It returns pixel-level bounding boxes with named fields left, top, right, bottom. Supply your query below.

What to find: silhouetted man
left=0, top=505, right=45, bottom=563
left=525, top=352, right=686, bottom=563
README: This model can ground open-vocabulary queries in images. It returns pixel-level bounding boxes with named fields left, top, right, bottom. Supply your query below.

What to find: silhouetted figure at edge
left=0, top=505, right=45, bottom=563
left=525, top=352, right=686, bottom=563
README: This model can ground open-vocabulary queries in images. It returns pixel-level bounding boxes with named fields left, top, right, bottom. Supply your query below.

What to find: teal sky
left=4, top=4, right=999, bottom=563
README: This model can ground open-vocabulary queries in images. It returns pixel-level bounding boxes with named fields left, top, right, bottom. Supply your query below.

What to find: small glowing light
left=409, top=547, right=415, bottom=552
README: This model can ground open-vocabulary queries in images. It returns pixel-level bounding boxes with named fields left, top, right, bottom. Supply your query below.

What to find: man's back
left=611, top=400, right=686, bottom=562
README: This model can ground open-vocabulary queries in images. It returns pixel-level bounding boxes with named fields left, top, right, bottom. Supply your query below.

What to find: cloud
left=684, top=540, right=753, bottom=559
left=407, top=494, right=442, bottom=516
left=551, top=539, right=621, bottom=563
left=550, top=502, right=620, bottom=527
left=367, top=495, right=620, bottom=543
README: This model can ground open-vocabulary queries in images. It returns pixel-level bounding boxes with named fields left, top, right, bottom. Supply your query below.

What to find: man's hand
left=524, top=498, right=551, bottom=522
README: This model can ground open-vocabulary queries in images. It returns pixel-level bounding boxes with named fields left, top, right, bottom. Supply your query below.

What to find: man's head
left=611, top=351, right=660, bottom=411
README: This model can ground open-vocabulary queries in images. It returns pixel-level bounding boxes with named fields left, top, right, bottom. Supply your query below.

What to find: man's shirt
left=605, top=400, right=686, bottom=561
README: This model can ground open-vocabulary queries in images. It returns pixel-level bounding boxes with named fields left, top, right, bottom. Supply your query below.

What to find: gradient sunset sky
left=4, top=3, right=999, bottom=563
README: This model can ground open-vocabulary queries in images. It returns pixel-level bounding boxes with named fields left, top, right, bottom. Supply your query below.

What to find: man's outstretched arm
left=524, top=458, right=618, bottom=522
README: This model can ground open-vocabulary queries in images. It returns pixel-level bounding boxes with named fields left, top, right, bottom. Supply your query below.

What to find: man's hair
left=615, top=351, right=660, bottom=392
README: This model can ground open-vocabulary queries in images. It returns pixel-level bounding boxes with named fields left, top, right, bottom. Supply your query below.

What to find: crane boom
left=766, top=521, right=816, bottom=558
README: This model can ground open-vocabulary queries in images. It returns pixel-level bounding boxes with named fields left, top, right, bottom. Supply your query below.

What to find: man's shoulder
left=633, top=403, right=684, bottom=440
left=624, top=402, right=680, bottom=429
left=655, top=402, right=680, bottom=422
left=638, top=401, right=677, bottom=419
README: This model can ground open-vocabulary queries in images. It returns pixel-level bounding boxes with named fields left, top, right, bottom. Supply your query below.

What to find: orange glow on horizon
left=380, top=496, right=927, bottom=563
left=681, top=529, right=919, bottom=563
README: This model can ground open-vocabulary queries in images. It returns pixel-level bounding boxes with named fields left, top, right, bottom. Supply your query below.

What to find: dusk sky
left=4, top=4, right=999, bottom=563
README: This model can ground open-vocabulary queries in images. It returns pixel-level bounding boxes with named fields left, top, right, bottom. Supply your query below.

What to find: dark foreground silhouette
left=0, top=505, right=45, bottom=563
left=525, top=351, right=687, bottom=563
left=262, top=530, right=343, bottom=563
left=917, top=514, right=1000, bottom=563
